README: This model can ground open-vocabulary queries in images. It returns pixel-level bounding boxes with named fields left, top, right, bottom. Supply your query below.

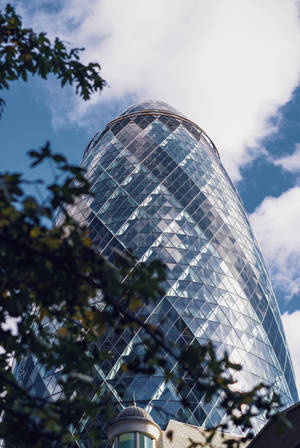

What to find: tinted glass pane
left=119, top=433, right=134, bottom=448
left=140, top=433, right=152, bottom=448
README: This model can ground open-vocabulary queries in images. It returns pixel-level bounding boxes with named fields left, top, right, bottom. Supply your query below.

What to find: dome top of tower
left=107, top=404, right=161, bottom=444
left=120, top=100, right=183, bottom=117
left=115, top=405, right=154, bottom=423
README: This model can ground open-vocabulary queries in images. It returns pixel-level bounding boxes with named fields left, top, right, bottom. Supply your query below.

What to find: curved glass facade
left=76, top=100, right=298, bottom=431
left=15, top=100, right=298, bottom=442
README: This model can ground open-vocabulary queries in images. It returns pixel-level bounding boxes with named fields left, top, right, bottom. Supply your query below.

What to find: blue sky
left=2, top=0, right=300, bottom=389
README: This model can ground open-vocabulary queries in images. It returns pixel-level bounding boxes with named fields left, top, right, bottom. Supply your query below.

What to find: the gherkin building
left=15, top=100, right=298, bottom=441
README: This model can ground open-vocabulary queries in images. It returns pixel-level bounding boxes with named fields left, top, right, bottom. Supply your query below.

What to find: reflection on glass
left=76, top=103, right=297, bottom=431
left=119, top=432, right=134, bottom=448
left=16, top=101, right=298, bottom=443
left=140, top=433, right=153, bottom=448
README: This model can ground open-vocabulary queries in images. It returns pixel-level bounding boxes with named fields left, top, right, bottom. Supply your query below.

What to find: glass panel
left=119, top=433, right=134, bottom=448
left=140, top=433, right=153, bottom=448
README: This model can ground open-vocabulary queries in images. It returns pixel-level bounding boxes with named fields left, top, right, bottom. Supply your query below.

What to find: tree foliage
left=0, top=144, right=167, bottom=446
left=0, top=3, right=106, bottom=117
left=0, top=146, right=283, bottom=447
left=0, top=4, right=290, bottom=448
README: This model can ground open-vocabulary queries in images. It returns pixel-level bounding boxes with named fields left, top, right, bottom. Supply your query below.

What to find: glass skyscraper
left=15, top=100, right=297, bottom=442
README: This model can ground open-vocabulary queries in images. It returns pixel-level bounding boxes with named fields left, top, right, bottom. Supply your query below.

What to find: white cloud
left=15, top=0, right=300, bottom=180
left=250, top=187, right=300, bottom=300
left=273, top=143, right=300, bottom=172
left=282, top=311, right=300, bottom=393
